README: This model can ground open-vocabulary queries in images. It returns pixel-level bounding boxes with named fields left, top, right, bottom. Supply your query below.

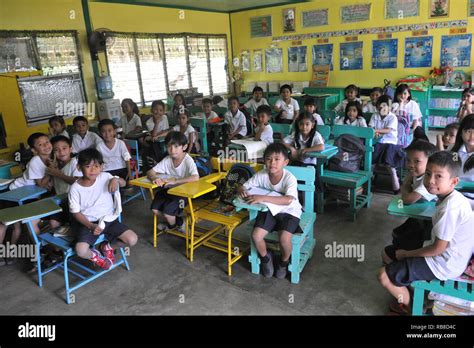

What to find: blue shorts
left=254, top=211, right=302, bottom=234
left=150, top=189, right=185, bottom=216
left=73, top=218, right=130, bottom=246
left=385, top=257, right=437, bottom=287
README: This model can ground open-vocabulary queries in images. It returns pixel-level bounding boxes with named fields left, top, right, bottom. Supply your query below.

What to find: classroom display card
left=440, top=34, right=472, bottom=67
left=312, top=44, right=333, bottom=70
left=253, top=49, right=263, bottom=72
left=310, top=65, right=330, bottom=87
left=470, top=0, right=474, bottom=16
left=265, top=48, right=283, bottom=73
left=302, top=9, right=328, bottom=28
left=385, top=0, right=420, bottom=19
left=283, top=8, right=296, bottom=32
left=340, top=42, right=363, bottom=70
left=288, top=46, right=307, bottom=72
left=341, top=4, right=371, bottom=23
left=429, top=0, right=449, bottom=18
left=372, top=39, right=398, bottom=69
left=404, top=36, right=433, bottom=68
left=250, top=16, right=272, bottom=38
left=241, top=51, right=250, bottom=72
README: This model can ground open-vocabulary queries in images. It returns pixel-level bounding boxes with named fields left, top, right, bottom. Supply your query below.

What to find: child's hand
left=108, top=177, right=120, bottom=192
left=45, top=166, right=61, bottom=177
left=395, top=249, right=407, bottom=260
left=153, top=177, right=165, bottom=187
left=90, top=224, right=103, bottom=235
left=162, top=177, right=176, bottom=187
left=237, top=187, right=248, bottom=199
left=244, top=194, right=265, bottom=204
left=289, top=147, right=298, bottom=159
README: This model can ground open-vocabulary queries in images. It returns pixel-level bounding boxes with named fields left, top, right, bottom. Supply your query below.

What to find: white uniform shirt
left=244, top=98, right=269, bottom=115
left=275, top=98, right=300, bottom=120
left=96, top=139, right=131, bottom=172
left=411, top=174, right=437, bottom=202
left=283, top=131, right=325, bottom=165
left=121, top=114, right=142, bottom=134
left=224, top=110, right=247, bottom=136
left=363, top=102, right=378, bottom=114
left=9, top=156, right=47, bottom=190
left=369, top=112, right=398, bottom=145
left=53, top=157, right=82, bottom=195
left=151, top=154, right=199, bottom=179
left=335, top=116, right=367, bottom=127
left=334, top=98, right=362, bottom=114
left=255, top=124, right=274, bottom=145
left=172, top=124, right=196, bottom=144
left=72, top=131, right=103, bottom=153
left=392, top=100, right=423, bottom=122
left=146, top=115, right=169, bottom=134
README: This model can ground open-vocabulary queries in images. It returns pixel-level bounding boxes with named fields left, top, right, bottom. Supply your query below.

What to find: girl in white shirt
left=274, top=84, right=299, bottom=124
left=335, top=101, right=367, bottom=127
left=302, top=97, right=324, bottom=125
left=392, top=84, right=423, bottom=130
left=452, top=114, right=474, bottom=206
left=171, top=109, right=200, bottom=154
left=120, top=98, right=142, bottom=136
left=48, top=116, right=69, bottom=139
left=456, top=87, right=474, bottom=122
left=334, top=84, right=362, bottom=116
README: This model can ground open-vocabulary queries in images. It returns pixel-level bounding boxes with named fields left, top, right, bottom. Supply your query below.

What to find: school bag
left=219, top=163, right=255, bottom=206
left=328, top=134, right=365, bottom=173
left=383, top=79, right=395, bottom=101
left=193, top=155, right=212, bottom=177
left=396, top=114, right=411, bottom=148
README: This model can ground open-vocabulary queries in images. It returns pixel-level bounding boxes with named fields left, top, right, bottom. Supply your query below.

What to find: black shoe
left=261, top=251, right=274, bottom=278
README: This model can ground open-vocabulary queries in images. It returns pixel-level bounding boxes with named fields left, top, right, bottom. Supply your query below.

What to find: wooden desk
left=387, top=196, right=436, bottom=221
left=0, top=185, right=47, bottom=205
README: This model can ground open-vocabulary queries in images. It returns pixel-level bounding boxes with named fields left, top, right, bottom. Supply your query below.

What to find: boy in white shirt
left=274, top=84, right=299, bottom=124
left=147, top=132, right=199, bottom=232
left=379, top=151, right=474, bottom=315
left=302, top=97, right=324, bottom=125
left=254, top=105, right=274, bottom=145
left=71, top=116, right=103, bottom=154
left=120, top=98, right=142, bottom=137
left=69, top=148, right=137, bottom=270
left=244, top=86, right=269, bottom=116
left=48, top=116, right=69, bottom=139
left=238, top=143, right=303, bottom=280
left=224, top=96, right=247, bottom=140
left=96, top=119, right=132, bottom=181
left=362, top=87, right=383, bottom=114
left=198, top=98, right=220, bottom=123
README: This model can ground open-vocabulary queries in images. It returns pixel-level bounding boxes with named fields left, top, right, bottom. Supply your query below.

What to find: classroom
left=0, top=0, right=474, bottom=321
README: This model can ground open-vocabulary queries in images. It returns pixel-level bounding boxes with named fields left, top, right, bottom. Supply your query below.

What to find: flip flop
left=389, top=301, right=411, bottom=315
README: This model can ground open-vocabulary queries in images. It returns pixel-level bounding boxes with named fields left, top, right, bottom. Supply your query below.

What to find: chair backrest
left=362, top=112, right=373, bottom=124
left=316, top=125, right=331, bottom=142
left=212, top=106, right=227, bottom=117
left=285, top=165, right=316, bottom=213
left=331, top=125, right=374, bottom=172
left=124, top=139, right=140, bottom=174
left=189, top=106, right=203, bottom=116
left=268, top=96, right=279, bottom=107
left=321, top=110, right=337, bottom=126
left=269, top=123, right=292, bottom=137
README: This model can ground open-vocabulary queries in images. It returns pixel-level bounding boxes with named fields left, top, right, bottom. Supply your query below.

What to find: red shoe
left=99, top=241, right=115, bottom=264
left=90, top=249, right=112, bottom=270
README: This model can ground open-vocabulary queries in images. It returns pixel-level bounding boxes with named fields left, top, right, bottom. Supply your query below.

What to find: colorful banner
left=312, top=44, right=333, bottom=70
left=372, top=39, right=398, bottom=69
left=340, top=42, right=363, bottom=70
left=404, top=36, right=433, bottom=68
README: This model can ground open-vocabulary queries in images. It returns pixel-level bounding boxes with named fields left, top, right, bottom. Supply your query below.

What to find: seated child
left=224, top=96, right=247, bottom=140
left=335, top=101, right=367, bottom=127
left=96, top=119, right=132, bottom=181
left=456, top=88, right=473, bottom=122
left=198, top=98, right=220, bottom=123
left=452, top=114, right=474, bottom=208
left=237, top=143, right=303, bottom=279
left=392, top=84, right=423, bottom=131
left=147, top=132, right=199, bottom=232
left=274, top=84, right=299, bottom=124
left=120, top=98, right=142, bottom=137
left=363, top=87, right=383, bottom=114
left=382, top=140, right=438, bottom=265
left=169, top=93, right=186, bottom=122
left=69, top=148, right=138, bottom=270
left=244, top=86, right=269, bottom=116
left=436, top=123, right=458, bottom=151
left=71, top=116, right=103, bottom=153
left=146, top=100, right=170, bottom=139
left=161, top=108, right=200, bottom=154
left=334, top=84, right=362, bottom=115
left=378, top=151, right=474, bottom=315
left=48, top=116, right=69, bottom=138
left=302, top=97, right=324, bottom=125
left=254, top=105, right=274, bottom=145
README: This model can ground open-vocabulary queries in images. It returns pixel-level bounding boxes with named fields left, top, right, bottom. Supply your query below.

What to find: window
left=136, top=37, right=167, bottom=103
left=163, top=37, right=190, bottom=92
left=0, top=35, right=38, bottom=72
left=188, top=36, right=210, bottom=96
left=208, top=37, right=228, bottom=95
left=35, top=33, right=80, bottom=75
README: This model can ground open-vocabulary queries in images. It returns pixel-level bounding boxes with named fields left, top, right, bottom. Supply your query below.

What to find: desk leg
left=153, top=214, right=157, bottom=248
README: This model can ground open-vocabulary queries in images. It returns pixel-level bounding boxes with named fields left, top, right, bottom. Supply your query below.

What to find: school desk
left=0, top=185, right=47, bottom=205
left=386, top=197, right=436, bottom=221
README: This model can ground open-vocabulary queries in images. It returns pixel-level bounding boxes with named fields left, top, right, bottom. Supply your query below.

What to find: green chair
left=321, top=110, right=337, bottom=126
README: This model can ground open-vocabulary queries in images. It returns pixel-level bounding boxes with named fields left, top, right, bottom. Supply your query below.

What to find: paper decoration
left=312, top=44, right=333, bottom=70
left=341, top=4, right=371, bottom=23
left=241, top=51, right=250, bottom=72
left=253, top=49, right=263, bottom=72
left=340, top=42, right=363, bottom=70
left=429, top=0, right=449, bottom=18
left=288, top=46, right=307, bottom=72
left=302, top=9, right=328, bottom=28
left=250, top=16, right=272, bottom=38
left=440, top=34, right=472, bottom=67
left=469, top=0, right=474, bottom=16
left=265, top=48, right=283, bottom=73
left=283, top=8, right=296, bottom=33
left=385, top=0, right=420, bottom=19
left=372, top=39, right=398, bottom=69
left=405, top=36, right=433, bottom=68
left=310, top=65, right=330, bottom=87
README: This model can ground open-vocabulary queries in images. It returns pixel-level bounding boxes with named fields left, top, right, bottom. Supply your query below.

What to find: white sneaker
left=157, top=222, right=168, bottom=231
left=176, top=223, right=186, bottom=234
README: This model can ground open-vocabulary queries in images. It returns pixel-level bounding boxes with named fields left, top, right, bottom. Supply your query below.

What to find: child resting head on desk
left=146, top=131, right=199, bottom=233
left=237, top=143, right=303, bottom=280
left=378, top=151, right=474, bottom=315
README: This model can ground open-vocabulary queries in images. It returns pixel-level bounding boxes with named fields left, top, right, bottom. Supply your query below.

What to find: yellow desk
left=128, top=176, right=158, bottom=199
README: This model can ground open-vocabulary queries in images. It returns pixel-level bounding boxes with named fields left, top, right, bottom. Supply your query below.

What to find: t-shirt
left=255, top=124, right=274, bottom=145
left=72, top=131, right=103, bottom=153
left=146, top=115, right=169, bottom=133
left=425, top=190, right=474, bottom=280
left=411, top=174, right=437, bottom=202
left=96, top=138, right=131, bottom=172
left=224, top=110, right=247, bottom=136
left=313, top=113, right=324, bottom=126
left=392, top=100, right=423, bottom=122
left=369, top=112, right=398, bottom=145
left=69, top=172, right=115, bottom=222
left=9, top=156, right=48, bottom=190
left=151, top=153, right=199, bottom=179
left=457, top=145, right=474, bottom=200
left=242, top=169, right=302, bottom=219
left=172, top=124, right=196, bottom=143
left=363, top=102, right=378, bottom=114
left=244, top=98, right=269, bottom=115
left=335, top=116, right=367, bottom=127
left=334, top=98, right=362, bottom=114
left=53, top=157, right=82, bottom=195
left=283, top=131, right=325, bottom=165
left=197, top=111, right=219, bottom=122
left=275, top=98, right=300, bottom=120
left=50, top=129, right=70, bottom=139
left=121, top=114, right=142, bottom=134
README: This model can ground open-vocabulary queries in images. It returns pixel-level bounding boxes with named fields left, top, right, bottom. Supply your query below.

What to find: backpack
left=396, top=113, right=411, bottom=148
left=219, top=163, right=255, bottom=206
left=383, top=79, right=395, bottom=101
left=193, top=155, right=212, bottom=177
left=328, top=134, right=365, bottom=173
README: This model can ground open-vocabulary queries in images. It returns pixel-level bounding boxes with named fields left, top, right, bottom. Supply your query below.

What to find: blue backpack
left=397, top=115, right=411, bottom=148
left=193, top=156, right=212, bottom=177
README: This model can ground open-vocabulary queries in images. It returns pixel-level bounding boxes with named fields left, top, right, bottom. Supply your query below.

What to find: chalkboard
left=17, top=73, right=86, bottom=125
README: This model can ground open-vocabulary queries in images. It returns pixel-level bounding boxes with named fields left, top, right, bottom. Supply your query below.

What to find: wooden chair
left=321, top=110, right=337, bottom=126
left=317, top=124, right=331, bottom=142
left=318, top=125, right=375, bottom=221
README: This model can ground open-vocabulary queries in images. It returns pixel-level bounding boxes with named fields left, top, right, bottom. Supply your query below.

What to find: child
left=436, top=123, right=458, bottom=151
left=369, top=95, right=404, bottom=193
left=452, top=114, right=474, bottom=208
left=224, top=96, right=247, bottom=140
left=302, top=97, right=324, bottom=125
left=147, top=132, right=199, bottom=232
left=283, top=112, right=325, bottom=165
left=244, top=86, right=269, bottom=115
left=71, top=116, right=103, bottom=153
left=334, top=84, right=362, bottom=115
left=69, top=148, right=138, bottom=270
left=120, top=98, right=142, bottom=137
left=48, top=116, right=69, bottom=138
left=198, top=98, right=219, bottom=123
left=170, top=93, right=186, bottom=120
left=335, top=101, right=367, bottom=127
left=382, top=140, right=438, bottom=265
left=254, top=105, right=274, bottom=145
left=274, top=84, right=299, bottom=124
left=363, top=87, right=383, bottom=114
left=456, top=87, right=474, bottom=122
left=162, top=108, right=200, bottom=154
left=146, top=100, right=169, bottom=140
left=237, top=143, right=303, bottom=279
left=378, top=151, right=474, bottom=315
left=392, top=84, right=423, bottom=130
left=96, top=119, right=132, bottom=181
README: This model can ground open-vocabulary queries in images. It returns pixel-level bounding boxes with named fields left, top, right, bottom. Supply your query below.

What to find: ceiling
left=94, top=0, right=310, bottom=13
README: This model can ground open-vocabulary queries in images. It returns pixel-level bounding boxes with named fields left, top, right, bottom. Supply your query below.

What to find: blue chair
left=123, top=139, right=146, bottom=204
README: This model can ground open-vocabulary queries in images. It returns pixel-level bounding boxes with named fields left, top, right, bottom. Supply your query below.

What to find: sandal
left=388, top=301, right=411, bottom=316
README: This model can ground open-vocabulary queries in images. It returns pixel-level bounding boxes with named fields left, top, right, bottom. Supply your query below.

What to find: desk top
left=306, top=144, right=339, bottom=159
left=387, top=197, right=436, bottom=220
left=457, top=180, right=474, bottom=192
left=129, top=176, right=159, bottom=189
left=233, top=198, right=268, bottom=213
left=167, top=180, right=216, bottom=199
left=0, top=199, right=61, bottom=226
left=0, top=185, right=47, bottom=203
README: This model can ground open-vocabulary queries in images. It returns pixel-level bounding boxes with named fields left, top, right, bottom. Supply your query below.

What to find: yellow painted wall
left=230, top=0, right=474, bottom=87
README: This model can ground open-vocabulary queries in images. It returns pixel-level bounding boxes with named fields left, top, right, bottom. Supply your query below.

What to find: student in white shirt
left=334, top=84, right=362, bottom=116
left=392, top=84, right=423, bottom=130
left=224, top=96, right=247, bottom=139
left=198, top=98, right=220, bottom=123
left=237, top=143, right=303, bottom=280
left=244, top=86, right=269, bottom=116
left=71, top=116, right=103, bottom=154
left=97, top=119, right=132, bottom=181
left=147, top=132, right=199, bottom=232
left=274, top=84, right=299, bottom=124
left=146, top=100, right=169, bottom=140
left=302, top=97, right=324, bottom=125
left=254, top=105, right=274, bottom=145
left=452, top=114, right=474, bottom=207
left=160, top=108, right=200, bottom=154
left=335, top=101, right=367, bottom=127
left=69, top=148, right=137, bottom=270
left=436, top=123, right=458, bottom=151
left=362, top=87, right=383, bottom=114
left=48, top=116, right=69, bottom=139
left=379, top=151, right=474, bottom=315
left=120, top=98, right=142, bottom=136
left=456, top=87, right=474, bottom=122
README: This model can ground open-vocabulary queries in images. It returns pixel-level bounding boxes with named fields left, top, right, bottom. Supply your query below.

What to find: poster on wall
left=340, top=42, right=363, bottom=70
left=341, top=4, right=371, bottom=23
left=250, top=16, right=272, bottom=38
left=312, top=44, right=333, bottom=70
left=288, top=46, right=307, bottom=72
left=372, top=39, right=398, bottom=69
left=253, top=49, right=263, bottom=72
left=283, top=8, right=296, bottom=32
left=241, top=51, right=250, bottom=72
left=470, top=0, right=474, bottom=16
left=302, top=9, right=328, bottom=28
left=385, top=0, right=420, bottom=19
left=310, top=65, right=330, bottom=87
left=440, top=34, right=472, bottom=67
left=404, top=36, right=433, bottom=68
left=429, top=0, right=449, bottom=18
left=265, top=48, right=283, bottom=73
